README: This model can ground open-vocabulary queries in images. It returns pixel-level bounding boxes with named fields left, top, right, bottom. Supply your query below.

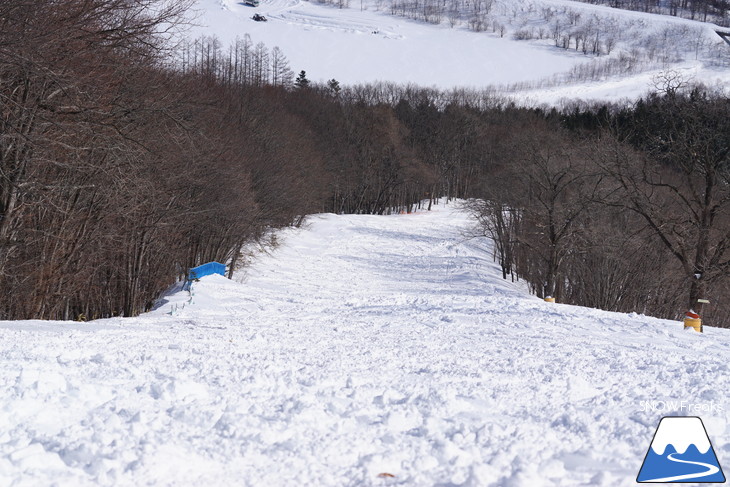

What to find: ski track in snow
left=193, top=0, right=730, bottom=103
left=193, top=0, right=611, bottom=92
left=1, top=201, right=730, bottom=486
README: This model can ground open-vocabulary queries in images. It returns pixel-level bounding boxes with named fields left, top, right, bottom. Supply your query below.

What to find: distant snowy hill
left=2, top=201, right=729, bottom=486
left=188, top=0, right=730, bottom=103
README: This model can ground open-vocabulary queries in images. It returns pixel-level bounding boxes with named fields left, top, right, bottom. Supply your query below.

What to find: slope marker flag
left=637, top=416, right=725, bottom=483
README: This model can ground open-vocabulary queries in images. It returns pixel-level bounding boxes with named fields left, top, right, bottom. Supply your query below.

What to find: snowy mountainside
left=1, top=201, right=729, bottom=486
left=189, top=0, right=730, bottom=103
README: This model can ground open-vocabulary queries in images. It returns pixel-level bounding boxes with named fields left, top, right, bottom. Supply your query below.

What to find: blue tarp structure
left=185, top=262, right=226, bottom=290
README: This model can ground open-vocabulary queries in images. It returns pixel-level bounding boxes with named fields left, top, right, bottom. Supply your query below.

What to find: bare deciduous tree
left=597, top=89, right=730, bottom=318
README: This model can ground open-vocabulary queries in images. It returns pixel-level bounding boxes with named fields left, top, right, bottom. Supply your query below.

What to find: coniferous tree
left=295, top=70, right=311, bottom=89
left=327, top=79, right=341, bottom=97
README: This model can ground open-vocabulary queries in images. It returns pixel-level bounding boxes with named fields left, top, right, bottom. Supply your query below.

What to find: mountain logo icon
left=637, top=416, right=726, bottom=483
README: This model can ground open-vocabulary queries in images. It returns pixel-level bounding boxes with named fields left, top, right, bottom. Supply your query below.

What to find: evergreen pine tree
left=327, top=78, right=341, bottom=96
left=295, top=70, right=310, bottom=89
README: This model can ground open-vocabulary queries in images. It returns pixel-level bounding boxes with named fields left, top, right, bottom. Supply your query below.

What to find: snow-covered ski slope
left=2, top=201, right=729, bottom=486
left=191, top=0, right=730, bottom=103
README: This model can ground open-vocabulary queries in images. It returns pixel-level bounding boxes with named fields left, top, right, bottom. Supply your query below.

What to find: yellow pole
left=683, top=310, right=702, bottom=332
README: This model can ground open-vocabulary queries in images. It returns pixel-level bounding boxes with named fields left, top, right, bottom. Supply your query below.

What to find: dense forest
left=2, top=0, right=730, bottom=328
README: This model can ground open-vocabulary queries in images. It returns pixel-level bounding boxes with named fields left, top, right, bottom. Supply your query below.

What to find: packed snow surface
left=2, top=201, right=730, bottom=486
left=189, top=0, right=730, bottom=103
left=192, top=0, right=580, bottom=88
